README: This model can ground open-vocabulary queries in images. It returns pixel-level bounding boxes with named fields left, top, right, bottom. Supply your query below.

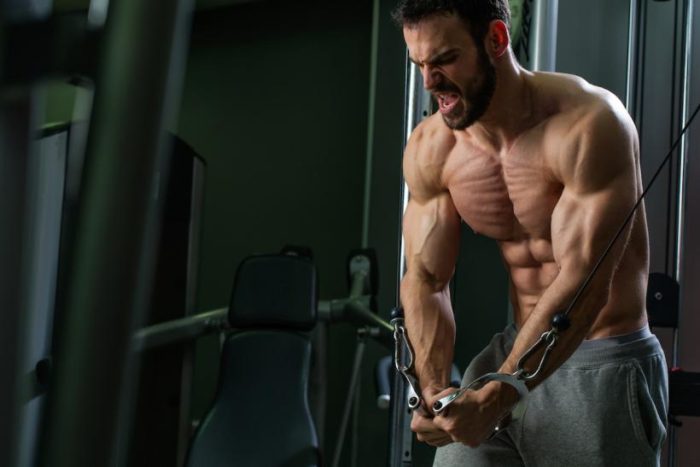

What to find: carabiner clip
left=392, top=315, right=423, bottom=410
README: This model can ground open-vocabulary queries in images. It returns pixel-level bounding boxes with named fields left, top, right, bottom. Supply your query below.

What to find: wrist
left=422, top=382, right=447, bottom=399
left=481, top=380, right=520, bottom=413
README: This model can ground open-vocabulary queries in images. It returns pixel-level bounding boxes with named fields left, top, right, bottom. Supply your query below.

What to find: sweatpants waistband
left=503, top=323, right=663, bottom=368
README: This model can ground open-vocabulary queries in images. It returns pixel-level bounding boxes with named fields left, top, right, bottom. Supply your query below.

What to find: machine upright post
left=530, top=0, right=559, bottom=71
left=0, top=87, right=36, bottom=467
left=391, top=54, right=432, bottom=467
left=0, top=3, right=54, bottom=466
left=40, top=0, right=193, bottom=465
left=668, top=2, right=694, bottom=465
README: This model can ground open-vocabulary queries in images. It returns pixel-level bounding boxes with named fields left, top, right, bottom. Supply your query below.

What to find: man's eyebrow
left=409, top=48, right=460, bottom=66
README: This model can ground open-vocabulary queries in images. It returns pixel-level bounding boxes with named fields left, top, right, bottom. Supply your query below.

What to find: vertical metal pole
left=530, top=0, right=559, bottom=71
left=17, top=123, right=68, bottom=467
left=176, top=158, right=205, bottom=466
left=674, top=0, right=693, bottom=303
left=362, top=0, right=381, bottom=248
left=625, top=0, right=641, bottom=113
left=0, top=4, right=53, bottom=467
left=390, top=55, right=431, bottom=467
left=0, top=91, right=34, bottom=467
left=668, top=1, right=694, bottom=466
left=632, top=0, right=649, bottom=130
left=40, top=0, right=193, bottom=465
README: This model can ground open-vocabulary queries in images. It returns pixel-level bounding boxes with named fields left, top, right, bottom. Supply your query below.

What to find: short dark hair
left=392, top=0, right=510, bottom=44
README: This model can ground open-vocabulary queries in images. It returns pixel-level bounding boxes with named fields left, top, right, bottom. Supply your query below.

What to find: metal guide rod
left=625, top=0, right=641, bottom=113
left=531, top=0, right=559, bottom=71
left=362, top=0, right=381, bottom=248
left=40, top=0, right=194, bottom=465
left=0, top=89, right=34, bottom=467
left=177, top=159, right=206, bottom=467
left=0, top=4, right=54, bottom=467
left=668, top=2, right=694, bottom=466
left=132, top=308, right=229, bottom=352
left=130, top=292, right=390, bottom=355
left=673, top=0, right=694, bottom=334
left=392, top=54, right=432, bottom=467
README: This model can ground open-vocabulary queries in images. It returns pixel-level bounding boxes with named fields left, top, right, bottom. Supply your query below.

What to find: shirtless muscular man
left=393, top=1, right=668, bottom=465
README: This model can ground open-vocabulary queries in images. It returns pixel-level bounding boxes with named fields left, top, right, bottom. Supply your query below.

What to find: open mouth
left=437, top=93, right=460, bottom=115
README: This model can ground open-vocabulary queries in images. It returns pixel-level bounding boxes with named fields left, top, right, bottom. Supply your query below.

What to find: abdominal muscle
left=498, top=235, right=648, bottom=339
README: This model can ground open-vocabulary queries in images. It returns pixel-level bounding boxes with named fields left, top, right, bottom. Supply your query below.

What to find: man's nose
left=420, top=66, right=440, bottom=90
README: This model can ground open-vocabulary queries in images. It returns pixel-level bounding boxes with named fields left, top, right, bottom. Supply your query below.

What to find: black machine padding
left=229, top=255, right=317, bottom=331
left=186, top=332, right=320, bottom=466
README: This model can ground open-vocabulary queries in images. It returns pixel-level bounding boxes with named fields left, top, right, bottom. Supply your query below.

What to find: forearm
left=400, top=272, right=456, bottom=394
left=499, top=268, right=609, bottom=386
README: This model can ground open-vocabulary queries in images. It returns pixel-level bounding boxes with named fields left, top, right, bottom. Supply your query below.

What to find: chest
left=442, top=140, right=562, bottom=240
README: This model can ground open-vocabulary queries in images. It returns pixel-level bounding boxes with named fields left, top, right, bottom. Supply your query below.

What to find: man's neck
left=468, top=57, right=536, bottom=152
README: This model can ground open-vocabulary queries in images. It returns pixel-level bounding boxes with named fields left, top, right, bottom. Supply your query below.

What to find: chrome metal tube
left=531, top=0, right=559, bottom=71
left=0, top=90, right=35, bottom=467
left=668, top=2, right=694, bottom=466
left=625, top=0, right=641, bottom=112
left=674, top=0, right=694, bottom=293
left=671, top=0, right=694, bottom=375
left=0, top=6, right=54, bottom=466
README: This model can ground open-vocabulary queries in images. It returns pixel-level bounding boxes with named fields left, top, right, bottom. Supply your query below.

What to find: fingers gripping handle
left=432, top=373, right=530, bottom=439
left=433, top=373, right=529, bottom=415
left=432, top=372, right=529, bottom=438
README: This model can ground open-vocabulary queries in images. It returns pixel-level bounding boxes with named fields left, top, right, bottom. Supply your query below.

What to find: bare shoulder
left=403, top=113, right=456, bottom=202
left=535, top=73, right=639, bottom=185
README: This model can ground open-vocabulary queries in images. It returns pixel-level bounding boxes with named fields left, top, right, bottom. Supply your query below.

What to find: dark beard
left=441, top=49, right=497, bottom=130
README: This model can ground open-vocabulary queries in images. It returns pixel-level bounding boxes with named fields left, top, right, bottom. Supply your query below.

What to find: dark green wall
left=176, top=2, right=380, bottom=465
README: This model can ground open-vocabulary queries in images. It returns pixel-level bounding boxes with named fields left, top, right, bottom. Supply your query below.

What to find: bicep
left=551, top=181, right=635, bottom=275
left=551, top=110, right=639, bottom=277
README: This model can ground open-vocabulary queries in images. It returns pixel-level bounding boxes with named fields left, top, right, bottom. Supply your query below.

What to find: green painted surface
left=176, top=2, right=376, bottom=465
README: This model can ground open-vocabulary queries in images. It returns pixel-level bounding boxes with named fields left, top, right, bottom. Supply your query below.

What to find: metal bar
left=625, top=0, right=640, bottom=112
left=132, top=295, right=390, bottom=354
left=0, top=6, right=54, bottom=467
left=361, top=0, right=381, bottom=248
left=391, top=53, right=432, bottom=467
left=665, top=0, right=681, bottom=277
left=633, top=0, right=648, bottom=136
left=668, top=1, right=694, bottom=465
left=40, top=0, right=194, bottom=465
left=674, top=0, right=693, bottom=293
left=176, top=156, right=206, bottom=467
left=17, top=118, right=68, bottom=467
left=530, top=0, right=559, bottom=71
left=132, top=308, right=229, bottom=352
left=0, top=88, right=35, bottom=467
left=331, top=335, right=367, bottom=467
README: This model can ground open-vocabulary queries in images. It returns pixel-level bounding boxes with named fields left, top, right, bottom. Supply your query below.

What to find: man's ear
left=486, top=20, right=510, bottom=58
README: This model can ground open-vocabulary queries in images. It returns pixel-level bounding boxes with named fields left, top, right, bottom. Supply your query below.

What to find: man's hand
left=425, top=382, right=517, bottom=447
left=411, top=409, right=453, bottom=447
left=410, top=387, right=453, bottom=447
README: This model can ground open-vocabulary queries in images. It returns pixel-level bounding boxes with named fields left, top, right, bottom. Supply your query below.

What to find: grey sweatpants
left=434, top=325, right=668, bottom=467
